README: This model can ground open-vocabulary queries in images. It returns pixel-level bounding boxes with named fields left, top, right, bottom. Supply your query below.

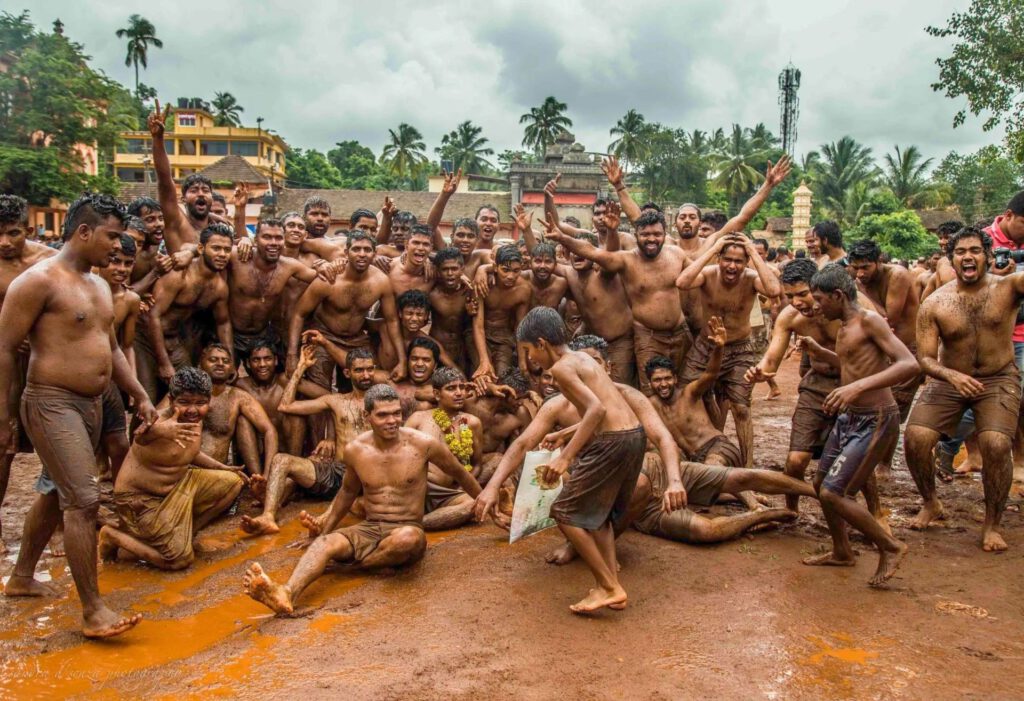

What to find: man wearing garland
left=405, top=367, right=483, bottom=530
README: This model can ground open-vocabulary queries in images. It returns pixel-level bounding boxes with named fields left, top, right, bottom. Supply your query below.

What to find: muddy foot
left=82, top=607, right=142, bottom=639
left=869, top=541, right=908, bottom=587
left=764, top=387, right=782, bottom=401
left=240, top=513, right=280, bottom=535
left=802, top=551, right=856, bottom=567
left=955, top=461, right=981, bottom=475
left=249, top=474, right=267, bottom=503
left=243, top=562, right=293, bottom=615
left=909, top=501, right=944, bottom=530
left=982, top=529, right=1008, bottom=553
left=47, top=531, right=65, bottom=558
left=876, top=463, right=892, bottom=481
left=4, top=575, right=59, bottom=597
left=545, top=542, right=577, bottom=566
left=569, top=586, right=627, bottom=614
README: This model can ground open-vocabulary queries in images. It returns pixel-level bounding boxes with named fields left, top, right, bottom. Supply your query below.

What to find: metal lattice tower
left=778, top=63, right=801, bottom=159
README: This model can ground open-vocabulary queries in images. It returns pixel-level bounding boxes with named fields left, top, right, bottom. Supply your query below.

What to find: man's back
left=552, top=351, right=639, bottom=433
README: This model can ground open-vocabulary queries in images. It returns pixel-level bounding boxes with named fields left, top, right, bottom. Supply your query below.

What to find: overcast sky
left=23, top=1, right=1001, bottom=168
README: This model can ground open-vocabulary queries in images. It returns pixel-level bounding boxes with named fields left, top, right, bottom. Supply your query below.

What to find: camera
left=993, top=247, right=1024, bottom=270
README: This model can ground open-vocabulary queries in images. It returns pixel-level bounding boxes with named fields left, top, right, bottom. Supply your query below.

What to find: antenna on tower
left=778, top=63, right=801, bottom=159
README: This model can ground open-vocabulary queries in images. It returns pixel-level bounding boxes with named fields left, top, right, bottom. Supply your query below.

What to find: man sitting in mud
left=406, top=367, right=484, bottom=531
left=243, top=384, right=482, bottom=615
left=100, top=367, right=246, bottom=570
left=464, top=368, right=538, bottom=483
left=240, top=345, right=376, bottom=535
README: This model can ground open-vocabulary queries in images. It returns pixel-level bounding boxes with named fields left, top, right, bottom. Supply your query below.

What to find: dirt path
left=2, top=357, right=1024, bottom=700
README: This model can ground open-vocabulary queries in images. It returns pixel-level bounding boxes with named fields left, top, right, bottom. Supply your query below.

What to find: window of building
left=200, top=140, right=229, bottom=156
left=44, top=212, right=55, bottom=231
left=176, top=168, right=197, bottom=179
left=178, top=113, right=196, bottom=128
left=117, top=167, right=145, bottom=182
left=179, top=139, right=197, bottom=156
left=163, top=139, right=175, bottom=155
left=231, top=141, right=259, bottom=157
left=123, top=138, right=147, bottom=154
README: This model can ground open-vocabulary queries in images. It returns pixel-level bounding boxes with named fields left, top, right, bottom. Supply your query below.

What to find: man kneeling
left=243, top=384, right=482, bottom=615
left=100, top=368, right=246, bottom=570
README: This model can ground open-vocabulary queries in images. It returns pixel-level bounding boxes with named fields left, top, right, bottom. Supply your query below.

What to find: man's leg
left=101, top=431, right=130, bottom=483
left=241, top=454, right=317, bottom=534
left=723, top=468, right=817, bottom=501
left=423, top=494, right=475, bottom=531
left=802, top=493, right=857, bottom=567
left=977, top=430, right=1013, bottom=552
left=4, top=492, right=61, bottom=597
left=235, top=418, right=262, bottom=476
left=358, top=526, right=426, bottom=569
left=98, top=525, right=192, bottom=571
left=783, top=451, right=813, bottom=512
left=283, top=414, right=306, bottom=456
left=244, top=530, right=355, bottom=615
left=0, top=453, right=13, bottom=554
left=679, top=509, right=797, bottom=543
left=817, top=488, right=909, bottom=586
left=904, top=425, right=945, bottom=529
left=731, top=403, right=754, bottom=468
left=557, top=522, right=627, bottom=613
left=192, top=473, right=244, bottom=532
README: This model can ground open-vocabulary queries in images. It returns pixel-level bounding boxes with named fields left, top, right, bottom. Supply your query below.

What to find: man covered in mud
left=0, top=193, right=156, bottom=639
left=801, top=265, right=916, bottom=586
left=243, top=384, right=482, bottom=615
left=428, top=247, right=478, bottom=372
left=472, top=244, right=532, bottom=379
left=904, top=227, right=1024, bottom=552
left=385, top=225, right=435, bottom=297
left=379, top=290, right=457, bottom=372
left=100, top=367, right=245, bottom=570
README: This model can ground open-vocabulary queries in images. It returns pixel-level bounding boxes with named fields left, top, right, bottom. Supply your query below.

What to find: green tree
left=519, top=96, right=573, bottom=157
left=285, top=147, right=344, bottom=189
left=808, top=136, right=877, bottom=220
left=115, top=14, right=162, bottom=95
left=380, top=123, right=428, bottom=189
left=211, top=91, right=244, bottom=127
left=932, top=145, right=1024, bottom=221
left=497, top=149, right=535, bottom=171
left=927, top=0, right=1024, bottom=161
left=326, top=140, right=395, bottom=190
left=635, top=124, right=709, bottom=205
left=435, top=121, right=494, bottom=174
left=0, top=12, right=129, bottom=204
left=848, top=210, right=934, bottom=260
left=882, top=145, right=940, bottom=207
left=608, top=109, right=648, bottom=171
left=711, top=124, right=770, bottom=211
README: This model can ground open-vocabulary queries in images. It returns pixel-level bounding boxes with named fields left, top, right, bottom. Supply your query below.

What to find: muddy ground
left=1, top=357, right=1023, bottom=700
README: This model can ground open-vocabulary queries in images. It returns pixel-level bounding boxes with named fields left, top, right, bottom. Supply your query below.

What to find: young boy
left=475, top=307, right=685, bottom=613
left=802, top=264, right=918, bottom=586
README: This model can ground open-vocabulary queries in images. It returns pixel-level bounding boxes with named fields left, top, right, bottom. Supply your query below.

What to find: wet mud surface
left=2, top=357, right=1023, bottom=700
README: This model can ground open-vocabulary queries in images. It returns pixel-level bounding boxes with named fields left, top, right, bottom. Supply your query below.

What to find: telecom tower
left=778, top=63, right=801, bottom=159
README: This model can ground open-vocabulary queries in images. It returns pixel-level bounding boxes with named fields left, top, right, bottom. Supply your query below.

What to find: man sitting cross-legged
left=99, top=367, right=246, bottom=570
left=243, top=384, right=482, bottom=615
left=239, top=345, right=377, bottom=535
left=405, top=367, right=484, bottom=530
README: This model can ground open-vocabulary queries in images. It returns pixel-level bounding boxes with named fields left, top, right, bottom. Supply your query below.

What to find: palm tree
left=810, top=136, right=877, bottom=216
left=381, top=123, right=429, bottom=187
left=711, top=124, right=769, bottom=210
left=608, top=109, right=648, bottom=171
left=211, top=92, right=244, bottom=127
left=519, top=96, right=573, bottom=156
left=747, top=122, right=778, bottom=151
left=883, top=145, right=937, bottom=207
left=115, top=14, right=163, bottom=95
left=436, top=121, right=494, bottom=174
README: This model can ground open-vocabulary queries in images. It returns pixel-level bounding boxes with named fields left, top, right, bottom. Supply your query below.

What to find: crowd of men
left=2, top=103, right=1024, bottom=637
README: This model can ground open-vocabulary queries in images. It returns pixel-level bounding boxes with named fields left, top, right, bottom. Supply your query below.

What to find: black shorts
left=817, top=405, right=900, bottom=496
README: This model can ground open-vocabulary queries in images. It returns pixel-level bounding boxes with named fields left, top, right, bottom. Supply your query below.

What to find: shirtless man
left=406, top=367, right=484, bottom=530
left=0, top=193, right=157, bottom=639
left=424, top=171, right=494, bottom=275
left=544, top=174, right=637, bottom=250
left=921, top=220, right=963, bottom=299
left=813, top=221, right=847, bottom=268
left=429, top=247, right=477, bottom=372
left=395, top=337, right=442, bottom=414
left=100, top=367, right=245, bottom=570
left=803, top=228, right=821, bottom=259
left=125, top=198, right=174, bottom=290
left=379, top=290, right=456, bottom=372
left=240, top=346, right=376, bottom=535
left=465, top=369, right=535, bottom=481
left=677, top=234, right=783, bottom=466
left=289, top=231, right=404, bottom=395
left=303, top=196, right=333, bottom=240
left=476, top=307, right=686, bottom=614
left=243, top=384, right=482, bottom=615
left=473, top=244, right=531, bottom=379
left=904, top=227, right=1024, bottom=552
left=386, top=225, right=434, bottom=297
left=801, top=264, right=916, bottom=585
left=0, top=195, right=55, bottom=552
left=141, top=223, right=233, bottom=402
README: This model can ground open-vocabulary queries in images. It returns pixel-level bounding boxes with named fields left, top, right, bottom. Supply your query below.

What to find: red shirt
left=985, top=216, right=1024, bottom=342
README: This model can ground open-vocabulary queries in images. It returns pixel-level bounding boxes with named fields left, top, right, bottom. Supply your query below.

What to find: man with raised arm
left=242, top=384, right=481, bottom=615
left=0, top=194, right=157, bottom=639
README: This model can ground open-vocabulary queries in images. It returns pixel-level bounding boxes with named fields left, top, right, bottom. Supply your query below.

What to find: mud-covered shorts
left=306, top=321, right=372, bottom=391
left=100, top=382, right=127, bottom=436
left=817, top=404, right=900, bottom=496
left=233, top=324, right=283, bottom=365
left=634, top=321, right=692, bottom=395
left=335, top=520, right=424, bottom=564
left=551, top=426, right=646, bottom=530
left=632, top=453, right=730, bottom=540
left=681, top=334, right=758, bottom=407
left=789, top=369, right=841, bottom=457
left=907, top=362, right=1021, bottom=439
left=689, top=434, right=743, bottom=467
left=302, top=458, right=345, bottom=498
left=484, top=321, right=517, bottom=378
left=425, top=481, right=468, bottom=512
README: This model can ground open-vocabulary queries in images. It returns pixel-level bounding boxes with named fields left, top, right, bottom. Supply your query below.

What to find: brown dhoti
left=908, top=362, right=1021, bottom=439
left=680, top=334, right=758, bottom=407
left=605, top=331, right=636, bottom=386
left=334, top=520, right=424, bottom=564
left=306, top=321, right=372, bottom=391
left=634, top=321, right=692, bottom=395
left=484, top=320, right=517, bottom=378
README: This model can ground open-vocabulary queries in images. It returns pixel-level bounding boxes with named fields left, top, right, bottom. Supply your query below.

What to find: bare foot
left=240, top=513, right=280, bottom=535
left=955, top=459, right=981, bottom=475
left=47, top=530, right=65, bottom=558
left=982, top=528, right=1008, bottom=553
left=82, top=607, right=142, bottom=639
left=869, top=541, right=908, bottom=587
left=802, top=551, right=856, bottom=567
left=249, top=474, right=267, bottom=503
left=545, top=542, right=577, bottom=566
left=243, top=562, right=293, bottom=615
left=4, top=575, right=59, bottom=597
left=764, top=387, right=782, bottom=401
left=569, top=586, right=628, bottom=614
left=909, top=500, right=944, bottom=530
left=876, top=463, right=892, bottom=481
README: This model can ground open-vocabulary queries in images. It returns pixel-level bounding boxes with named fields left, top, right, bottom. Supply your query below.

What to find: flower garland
left=432, top=408, right=474, bottom=471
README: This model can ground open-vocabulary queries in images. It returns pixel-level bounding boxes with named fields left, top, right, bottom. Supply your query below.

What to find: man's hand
left=169, top=250, right=193, bottom=270
left=543, top=173, right=561, bottom=198
left=442, top=168, right=462, bottom=196
left=232, top=182, right=249, bottom=210
left=472, top=266, right=493, bottom=299
left=381, top=196, right=397, bottom=221
left=473, top=485, right=501, bottom=523
left=947, top=370, right=984, bottom=398
left=706, top=315, right=727, bottom=348
left=602, top=201, right=622, bottom=234
left=147, top=99, right=171, bottom=138
left=135, top=399, right=159, bottom=434
left=372, top=255, right=392, bottom=273
left=299, top=509, right=326, bottom=538
left=311, top=439, right=336, bottom=461
left=236, top=237, right=253, bottom=262
left=472, top=362, right=496, bottom=382
left=541, top=427, right=574, bottom=451
left=301, top=329, right=326, bottom=347
left=513, top=203, right=533, bottom=233
left=156, top=253, right=175, bottom=275
left=763, top=155, right=792, bottom=188
left=601, top=155, right=625, bottom=189
left=540, top=454, right=570, bottom=487
left=158, top=361, right=176, bottom=385
left=662, top=479, right=687, bottom=513
left=823, top=381, right=864, bottom=415
left=314, top=261, right=337, bottom=284
left=0, top=420, right=13, bottom=456
left=744, top=362, right=776, bottom=385
left=390, top=362, right=407, bottom=382
left=296, top=344, right=317, bottom=372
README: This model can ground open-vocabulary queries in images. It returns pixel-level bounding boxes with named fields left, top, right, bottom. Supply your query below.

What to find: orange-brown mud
left=2, top=357, right=1024, bottom=700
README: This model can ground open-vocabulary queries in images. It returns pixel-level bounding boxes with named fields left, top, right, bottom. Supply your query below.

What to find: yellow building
left=113, top=100, right=287, bottom=185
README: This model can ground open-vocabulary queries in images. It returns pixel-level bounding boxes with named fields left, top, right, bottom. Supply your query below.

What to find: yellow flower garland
left=433, top=409, right=474, bottom=471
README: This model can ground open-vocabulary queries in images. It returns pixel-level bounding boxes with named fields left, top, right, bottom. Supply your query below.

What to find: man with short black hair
left=813, top=220, right=846, bottom=268
left=473, top=244, right=532, bottom=379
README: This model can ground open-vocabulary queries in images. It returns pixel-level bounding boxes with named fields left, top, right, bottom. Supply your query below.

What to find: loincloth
left=680, top=334, right=758, bottom=407
left=334, top=520, right=424, bottom=564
